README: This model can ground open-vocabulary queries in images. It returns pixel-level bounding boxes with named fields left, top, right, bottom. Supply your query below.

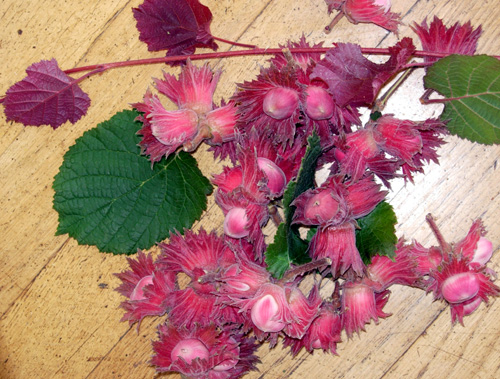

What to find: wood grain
left=1, top=0, right=499, bottom=378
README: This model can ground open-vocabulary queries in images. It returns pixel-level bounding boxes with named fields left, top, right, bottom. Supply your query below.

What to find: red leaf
left=311, top=38, right=415, bottom=107
left=133, top=0, right=218, bottom=57
left=2, top=59, right=90, bottom=128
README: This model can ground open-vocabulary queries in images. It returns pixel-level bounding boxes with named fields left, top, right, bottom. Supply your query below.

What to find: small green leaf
left=265, top=224, right=291, bottom=279
left=53, top=110, right=212, bottom=254
left=264, top=133, right=321, bottom=277
left=355, top=201, right=397, bottom=264
left=306, top=227, right=317, bottom=242
left=424, top=54, right=500, bottom=144
left=286, top=132, right=323, bottom=213
left=370, top=111, right=382, bottom=121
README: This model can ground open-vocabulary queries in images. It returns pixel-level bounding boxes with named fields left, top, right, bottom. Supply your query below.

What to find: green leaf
left=285, top=132, right=323, bottom=216
left=265, top=224, right=291, bottom=279
left=306, top=226, right=317, bottom=242
left=53, top=110, right=212, bottom=254
left=265, top=133, right=321, bottom=277
left=355, top=201, right=397, bottom=264
left=370, top=111, right=382, bottom=121
left=424, top=54, right=500, bottom=144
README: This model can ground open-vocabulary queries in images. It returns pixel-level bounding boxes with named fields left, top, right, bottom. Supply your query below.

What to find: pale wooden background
left=1, top=0, right=500, bottom=378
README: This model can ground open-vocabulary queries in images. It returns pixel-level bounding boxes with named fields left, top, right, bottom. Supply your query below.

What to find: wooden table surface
left=1, top=0, right=500, bottom=378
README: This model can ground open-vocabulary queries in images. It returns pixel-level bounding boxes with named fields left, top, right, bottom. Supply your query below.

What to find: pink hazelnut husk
left=304, top=85, right=335, bottom=120
left=262, top=87, right=299, bottom=120
left=257, top=157, right=287, bottom=197
left=441, top=272, right=480, bottom=304
left=170, top=338, right=210, bottom=364
left=223, top=207, right=250, bottom=238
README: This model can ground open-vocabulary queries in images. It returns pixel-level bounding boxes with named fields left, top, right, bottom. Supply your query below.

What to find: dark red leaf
left=372, top=37, right=416, bottom=96
left=311, top=38, right=415, bottom=107
left=133, top=0, right=218, bottom=57
left=3, top=59, right=90, bottom=128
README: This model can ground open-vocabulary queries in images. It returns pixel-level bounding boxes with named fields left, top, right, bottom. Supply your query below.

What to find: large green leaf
left=355, top=201, right=397, bottom=264
left=424, top=54, right=500, bottom=144
left=53, top=110, right=212, bottom=254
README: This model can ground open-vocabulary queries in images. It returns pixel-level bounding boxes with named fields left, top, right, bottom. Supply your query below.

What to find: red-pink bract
left=3, top=59, right=90, bottom=128
left=135, top=61, right=234, bottom=162
left=133, top=91, right=196, bottom=162
left=373, top=115, right=423, bottom=165
left=343, top=0, right=400, bottom=33
left=115, top=251, right=156, bottom=299
left=399, top=118, right=448, bottom=182
left=283, top=300, right=342, bottom=355
left=341, top=281, right=391, bottom=338
left=155, top=61, right=221, bottom=114
left=405, top=240, right=442, bottom=278
left=157, top=229, right=243, bottom=327
left=339, top=128, right=380, bottom=182
left=292, top=176, right=385, bottom=276
left=147, top=96, right=199, bottom=144
left=233, top=64, right=303, bottom=146
left=411, top=16, right=482, bottom=64
left=215, top=190, right=269, bottom=261
left=115, top=251, right=177, bottom=327
left=206, top=102, right=238, bottom=144
left=152, top=323, right=259, bottom=378
left=346, top=176, right=387, bottom=217
left=428, top=256, right=499, bottom=325
left=310, top=222, right=365, bottom=276
left=133, top=0, right=218, bottom=58
left=217, top=252, right=270, bottom=298
left=234, top=283, right=320, bottom=347
left=367, top=244, right=420, bottom=291
left=212, top=166, right=243, bottom=193
left=454, top=219, right=487, bottom=264
left=269, top=35, right=324, bottom=73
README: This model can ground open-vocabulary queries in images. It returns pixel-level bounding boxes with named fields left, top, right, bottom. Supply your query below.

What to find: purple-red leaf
left=133, top=0, right=218, bottom=57
left=311, top=38, right=415, bottom=107
left=3, top=59, right=90, bottom=128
